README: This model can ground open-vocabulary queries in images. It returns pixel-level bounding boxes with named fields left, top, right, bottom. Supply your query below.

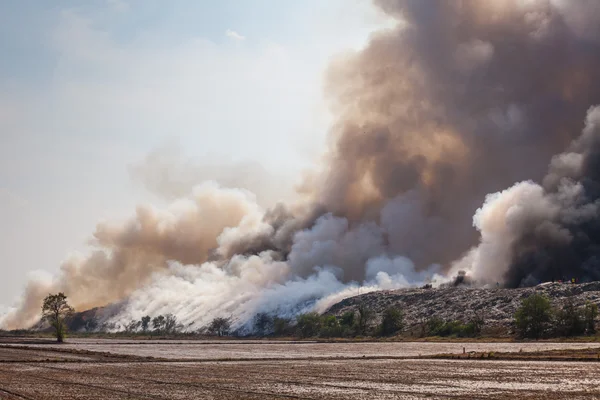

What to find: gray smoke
left=460, top=106, right=600, bottom=287
left=223, top=0, right=600, bottom=278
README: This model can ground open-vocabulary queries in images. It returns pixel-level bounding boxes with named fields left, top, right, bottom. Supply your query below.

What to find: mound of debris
left=326, top=282, right=600, bottom=333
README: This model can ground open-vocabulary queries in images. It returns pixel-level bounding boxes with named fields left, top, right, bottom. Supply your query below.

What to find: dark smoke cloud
left=311, top=0, right=600, bottom=271
left=213, top=0, right=600, bottom=287
left=464, top=107, right=600, bottom=287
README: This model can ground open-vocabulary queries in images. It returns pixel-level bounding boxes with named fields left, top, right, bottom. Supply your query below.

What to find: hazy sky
left=0, top=1, right=390, bottom=307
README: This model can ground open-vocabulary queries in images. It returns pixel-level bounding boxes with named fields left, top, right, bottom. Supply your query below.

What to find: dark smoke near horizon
left=227, top=0, right=600, bottom=281
left=4, top=0, right=600, bottom=330
left=464, top=106, right=600, bottom=288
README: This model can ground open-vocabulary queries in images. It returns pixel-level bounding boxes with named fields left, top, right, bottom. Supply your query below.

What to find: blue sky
left=0, top=1, right=391, bottom=306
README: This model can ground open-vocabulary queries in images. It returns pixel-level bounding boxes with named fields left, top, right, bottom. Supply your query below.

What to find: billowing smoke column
left=3, top=0, right=600, bottom=330
left=459, top=106, right=600, bottom=287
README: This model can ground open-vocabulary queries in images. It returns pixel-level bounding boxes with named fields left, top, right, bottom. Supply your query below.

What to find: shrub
left=340, top=311, right=355, bottom=328
left=141, top=316, right=151, bottom=333
left=125, top=320, right=141, bottom=333
left=296, top=312, right=322, bottom=338
left=208, top=317, right=231, bottom=337
left=425, top=316, right=482, bottom=338
left=379, top=307, right=404, bottom=336
left=584, top=302, right=598, bottom=334
left=273, top=317, right=291, bottom=336
left=152, top=315, right=166, bottom=333
left=319, top=315, right=344, bottom=337
left=253, top=313, right=274, bottom=336
left=514, top=293, right=552, bottom=339
left=164, top=314, right=179, bottom=334
left=554, top=301, right=585, bottom=337
left=356, top=303, right=373, bottom=335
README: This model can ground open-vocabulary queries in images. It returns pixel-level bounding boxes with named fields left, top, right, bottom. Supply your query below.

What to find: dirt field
left=4, top=338, right=600, bottom=359
left=1, top=340, right=600, bottom=399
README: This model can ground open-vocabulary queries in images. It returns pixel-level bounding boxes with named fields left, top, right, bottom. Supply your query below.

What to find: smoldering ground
left=4, top=0, right=600, bottom=331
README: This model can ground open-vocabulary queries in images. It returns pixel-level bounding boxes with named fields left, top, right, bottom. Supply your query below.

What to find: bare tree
left=253, top=313, right=273, bottom=336
left=164, top=314, right=178, bottom=334
left=42, top=293, right=74, bottom=343
left=141, top=315, right=151, bottom=333
left=152, top=315, right=166, bottom=333
left=208, top=317, right=231, bottom=337
left=125, top=320, right=141, bottom=333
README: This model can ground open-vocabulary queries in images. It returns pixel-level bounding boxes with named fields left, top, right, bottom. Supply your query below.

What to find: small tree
left=319, top=315, right=343, bottom=337
left=152, top=315, right=166, bottom=333
left=209, top=317, right=231, bottom=337
left=125, top=320, right=141, bottom=333
left=555, top=301, right=585, bottom=337
left=273, top=317, right=291, bottom=336
left=584, top=302, right=598, bottom=334
left=356, top=303, right=373, bottom=335
left=141, top=315, right=151, bottom=333
left=42, top=293, right=74, bottom=343
left=379, top=307, right=404, bottom=336
left=295, top=312, right=322, bottom=338
left=514, top=293, right=552, bottom=339
left=253, top=313, right=274, bottom=336
left=339, top=311, right=356, bottom=336
left=164, top=314, right=178, bottom=334
left=340, top=311, right=355, bottom=328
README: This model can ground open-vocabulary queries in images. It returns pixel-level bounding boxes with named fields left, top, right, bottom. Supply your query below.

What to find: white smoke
left=103, top=253, right=444, bottom=333
left=1, top=179, right=443, bottom=331
left=100, top=195, right=445, bottom=332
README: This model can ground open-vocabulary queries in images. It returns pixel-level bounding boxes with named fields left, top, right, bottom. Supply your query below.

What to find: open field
left=1, top=340, right=600, bottom=398
left=3, top=338, right=600, bottom=360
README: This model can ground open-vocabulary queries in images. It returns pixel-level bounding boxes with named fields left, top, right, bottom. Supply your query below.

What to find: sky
left=0, top=0, right=392, bottom=307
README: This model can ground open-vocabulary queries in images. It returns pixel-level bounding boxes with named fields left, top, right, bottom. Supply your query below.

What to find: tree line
left=40, top=292, right=598, bottom=342
left=514, top=293, right=598, bottom=339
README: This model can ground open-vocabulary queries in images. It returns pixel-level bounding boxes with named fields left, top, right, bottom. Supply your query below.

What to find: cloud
left=225, top=29, right=245, bottom=41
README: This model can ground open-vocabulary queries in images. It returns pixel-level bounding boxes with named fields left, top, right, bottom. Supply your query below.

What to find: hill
left=326, top=282, right=600, bottom=334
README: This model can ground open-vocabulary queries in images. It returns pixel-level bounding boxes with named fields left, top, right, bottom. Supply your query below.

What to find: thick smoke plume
left=4, top=0, right=600, bottom=330
left=459, top=106, right=600, bottom=287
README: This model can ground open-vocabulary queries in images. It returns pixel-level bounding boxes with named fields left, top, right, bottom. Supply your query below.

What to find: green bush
left=425, top=316, right=482, bottom=338
left=296, top=312, right=322, bottom=338
left=584, top=302, right=598, bottom=334
left=554, top=301, right=585, bottom=337
left=340, top=311, right=355, bottom=328
left=319, top=315, right=344, bottom=338
left=356, top=303, right=374, bottom=335
left=253, top=313, right=274, bottom=335
left=514, top=293, right=552, bottom=339
left=273, top=317, right=291, bottom=336
left=379, top=307, right=404, bottom=336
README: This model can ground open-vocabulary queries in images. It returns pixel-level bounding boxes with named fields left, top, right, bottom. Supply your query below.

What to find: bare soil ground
left=1, top=340, right=600, bottom=399
left=4, top=338, right=600, bottom=360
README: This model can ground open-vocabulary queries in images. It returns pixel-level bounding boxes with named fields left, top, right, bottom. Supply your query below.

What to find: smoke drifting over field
left=4, top=0, right=600, bottom=331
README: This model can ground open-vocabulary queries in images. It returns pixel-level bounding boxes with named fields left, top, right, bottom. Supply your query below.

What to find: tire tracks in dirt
left=0, top=366, right=166, bottom=400
left=36, top=362, right=470, bottom=399
left=0, top=386, right=36, bottom=400
left=19, top=363, right=317, bottom=400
